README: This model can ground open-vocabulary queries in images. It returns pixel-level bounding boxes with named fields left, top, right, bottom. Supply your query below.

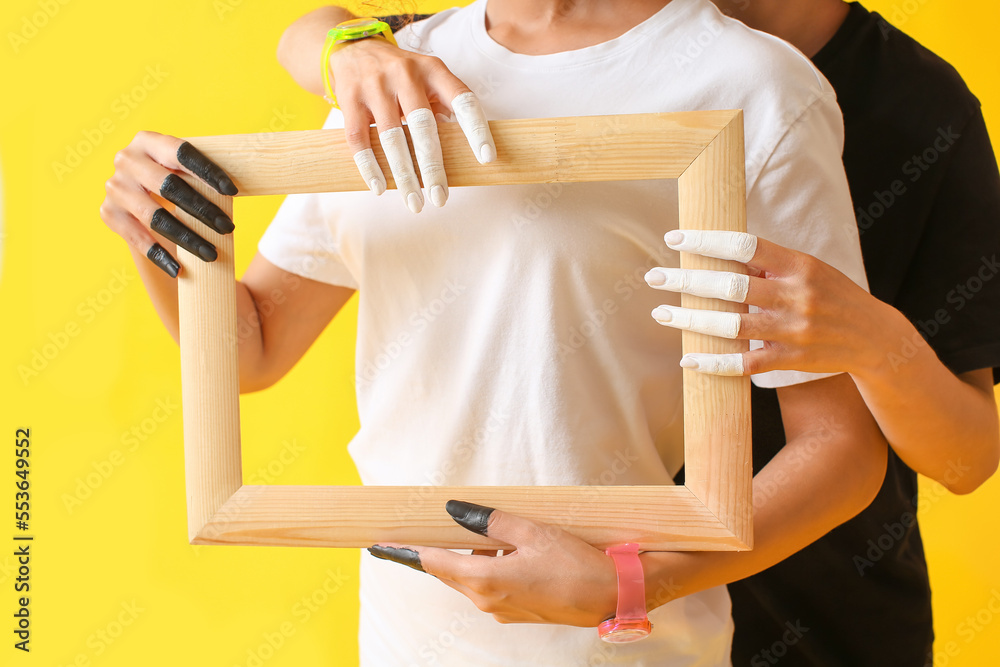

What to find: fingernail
left=445, top=500, right=494, bottom=536
left=368, top=545, right=425, bottom=572
left=147, top=243, right=180, bottom=278
left=479, top=144, right=496, bottom=164
left=369, top=178, right=386, bottom=196
left=664, top=230, right=684, bottom=246
left=435, top=113, right=452, bottom=123
left=644, top=269, right=666, bottom=287
left=430, top=185, right=447, bottom=207
left=214, top=214, right=235, bottom=234
left=198, top=243, right=218, bottom=262
left=406, top=191, right=424, bottom=214
left=218, top=178, right=238, bottom=196
left=652, top=306, right=673, bottom=322
left=679, top=355, right=700, bottom=370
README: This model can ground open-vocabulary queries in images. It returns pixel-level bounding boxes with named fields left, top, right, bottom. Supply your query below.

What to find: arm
left=640, top=372, right=888, bottom=607
left=276, top=6, right=356, bottom=96
left=101, top=131, right=355, bottom=393
left=363, top=373, right=888, bottom=625
left=850, top=310, right=998, bottom=494
left=646, top=230, right=1000, bottom=494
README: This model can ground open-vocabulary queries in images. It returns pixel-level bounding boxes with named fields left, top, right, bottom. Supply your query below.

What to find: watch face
left=602, top=627, right=652, bottom=643
left=598, top=618, right=653, bottom=644
left=333, top=18, right=388, bottom=40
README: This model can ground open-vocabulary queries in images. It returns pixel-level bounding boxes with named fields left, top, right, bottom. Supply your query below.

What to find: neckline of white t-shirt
left=466, top=0, right=704, bottom=70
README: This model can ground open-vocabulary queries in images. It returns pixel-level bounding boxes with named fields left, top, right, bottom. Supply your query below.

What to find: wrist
left=598, top=544, right=652, bottom=642
left=849, top=300, right=923, bottom=385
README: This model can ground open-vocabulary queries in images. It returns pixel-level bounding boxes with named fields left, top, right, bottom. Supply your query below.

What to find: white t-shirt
left=258, top=0, right=869, bottom=664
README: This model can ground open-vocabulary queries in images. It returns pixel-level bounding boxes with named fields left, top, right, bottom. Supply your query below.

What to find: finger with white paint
left=353, top=148, right=387, bottom=197
left=406, top=108, right=448, bottom=207
left=664, top=230, right=758, bottom=264
left=379, top=126, right=424, bottom=214
left=645, top=267, right=750, bottom=303
left=679, top=353, right=745, bottom=376
left=452, top=92, right=496, bottom=165
left=651, top=305, right=742, bottom=339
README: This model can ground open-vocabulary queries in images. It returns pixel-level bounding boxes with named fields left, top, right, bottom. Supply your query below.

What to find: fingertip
left=406, top=191, right=424, bottom=214
left=430, top=184, right=447, bottom=207
left=198, top=243, right=218, bottom=262
left=217, top=177, right=238, bottom=196
left=679, top=355, right=699, bottom=370
left=644, top=268, right=666, bottom=287
left=146, top=243, right=180, bottom=278
left=445, top=500, right=494, bottom=536
left=479, top=143, right=496, bottom=164
left=664, top=230, right=684, bottom=247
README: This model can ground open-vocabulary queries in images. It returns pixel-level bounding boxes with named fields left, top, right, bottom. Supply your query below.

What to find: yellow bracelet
left=321, top=18, right=398, bottom=107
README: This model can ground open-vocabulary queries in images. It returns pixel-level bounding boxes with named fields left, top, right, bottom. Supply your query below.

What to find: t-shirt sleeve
left=257, top=108, right=359, bottom=289
left=890, top=108, right=1000, bottom=380
left=746, top=93, right=871, bottom=389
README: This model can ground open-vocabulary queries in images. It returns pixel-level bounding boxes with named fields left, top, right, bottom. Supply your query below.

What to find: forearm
left=851, top=304, right=999, bottom=493
left=642, top=382, right=887, bottom=608
left=127, top=243, right=272, bottom=390
left=277, top=6, right=356, bottom=96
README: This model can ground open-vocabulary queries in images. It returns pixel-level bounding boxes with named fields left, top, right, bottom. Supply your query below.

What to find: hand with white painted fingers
left=100, top=130, right=238, bottom=277
left=644, top=230, right=902, bottom=379
left=328, top=36, right=496, bottom=213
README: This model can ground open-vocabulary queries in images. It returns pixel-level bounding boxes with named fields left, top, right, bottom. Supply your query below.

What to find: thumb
left=447, top=500, right=552, bottom=550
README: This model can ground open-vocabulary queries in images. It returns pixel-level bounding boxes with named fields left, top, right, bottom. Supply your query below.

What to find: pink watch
left=598, top=543, right=653, bottom=643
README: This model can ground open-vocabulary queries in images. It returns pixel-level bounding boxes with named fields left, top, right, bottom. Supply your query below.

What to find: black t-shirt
left=728, top=4, right=1000, bottom=666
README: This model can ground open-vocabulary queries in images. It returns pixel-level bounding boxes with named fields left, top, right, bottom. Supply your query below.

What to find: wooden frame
left=176, top=111, right=751, bottom=552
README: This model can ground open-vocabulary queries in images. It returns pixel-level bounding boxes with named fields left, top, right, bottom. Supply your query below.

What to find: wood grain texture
left=176, top=186, right=243, bottom=542
left=178, top=110, right=752, bottom=551
left=194, top=485, right=746, bottom=551
left=185, top=111, right=737, bottom=196
left=677, top=111, right=753, bottom=549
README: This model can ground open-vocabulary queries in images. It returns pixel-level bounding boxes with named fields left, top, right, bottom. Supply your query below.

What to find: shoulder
left=821, top=7, right=980, bottom=122
left=394, top=6, right=467, bottom=54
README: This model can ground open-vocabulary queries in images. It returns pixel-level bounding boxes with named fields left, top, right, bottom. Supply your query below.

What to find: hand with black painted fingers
left=100, top=131, right=238, bottom=277
left=328, top=37, right=496, bottom=213
left=644, top=230, right=902, bottom=379
left=368, top=501, right=620, bottom=627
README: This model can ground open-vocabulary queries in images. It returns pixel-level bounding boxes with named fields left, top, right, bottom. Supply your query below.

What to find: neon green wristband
left=321, top=18, right=398, bottom=107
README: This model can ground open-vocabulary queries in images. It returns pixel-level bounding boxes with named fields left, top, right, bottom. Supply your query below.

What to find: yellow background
left=1, top=1, right=998, bottom=665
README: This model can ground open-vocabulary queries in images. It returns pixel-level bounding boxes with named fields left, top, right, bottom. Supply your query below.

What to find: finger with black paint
left=176, top=142, right=239, bottom=196
left=368, top=545, right=426, bottom=572
left=150, top=209, right=217, bottom=262
left=159, top=173, right=234, bottom=234
left=446, top=500, right=495, bottom=536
